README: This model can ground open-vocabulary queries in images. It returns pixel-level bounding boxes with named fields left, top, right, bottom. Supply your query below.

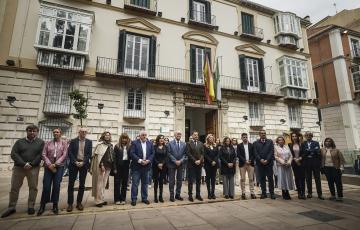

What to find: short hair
left=139, top=130, right=147, bottom=136
left=52, top=127, right=62, bottom=133
left=99, top=131, right=111, bottom=142
left=275, top=136, right=285, bottom=144
left=26, top=124, right=39, bottom=132
left=174, top=130, right=182, bottom=136
left=78, top=127, right=87, bottom=132
left=259, top=129, right=266, bottom=134
left=305, top=131, right=313, bottom=137
left=324, top=137, right=336, bottom=148
left=241, top=133, right=248, bottom=137
left=192, top=130, right=199, bottom=135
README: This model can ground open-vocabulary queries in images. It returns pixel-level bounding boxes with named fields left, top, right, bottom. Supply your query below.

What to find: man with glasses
left=129, top=130, right=154, bottom=206
left=1, top=125, right=45, bottom=218
left=253, top=129, right=275, bottom=199
left=300, top=131, right=324, bottom=200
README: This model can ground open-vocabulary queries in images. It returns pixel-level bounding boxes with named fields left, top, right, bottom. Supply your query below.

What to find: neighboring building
left=308, top=8, right=360, bottom=162
left=0, top=0, right=319, bottom=170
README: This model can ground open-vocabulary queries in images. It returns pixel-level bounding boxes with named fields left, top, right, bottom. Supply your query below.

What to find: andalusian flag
left=213, top=58, right=221, bottom=102
left=203, top=56, right=215, bottom=104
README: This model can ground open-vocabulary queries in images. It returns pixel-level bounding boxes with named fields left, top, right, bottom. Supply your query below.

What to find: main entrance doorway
left=185, top=107, right=218, bottom=142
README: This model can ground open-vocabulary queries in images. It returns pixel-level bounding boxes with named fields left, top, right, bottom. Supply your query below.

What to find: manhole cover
left=298, top=210, right=344, bottom=222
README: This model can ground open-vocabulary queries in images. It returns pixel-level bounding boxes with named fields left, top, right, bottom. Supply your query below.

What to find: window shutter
left=117, top=30, right=126, bottom=73
left=239, top=55, right=247, bottom=90
left=258, top=58, right=266, bottom=92
left=190, top=45, right=196, bottom=83
left=148, top=35, right=157, bottom=78
left=205, top=1, right=211, bottom=24
left=189, top=0, right=194, bottom=20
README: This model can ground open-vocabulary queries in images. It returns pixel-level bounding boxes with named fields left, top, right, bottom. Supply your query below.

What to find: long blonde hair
left=205, top=134, right=216, bottom=148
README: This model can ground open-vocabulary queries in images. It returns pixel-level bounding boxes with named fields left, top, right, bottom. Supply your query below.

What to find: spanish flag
left=203, top=55, right=215, bottom=104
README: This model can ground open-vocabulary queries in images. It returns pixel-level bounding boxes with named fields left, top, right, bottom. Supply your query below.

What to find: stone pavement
left=1, top=171, right=360, bottom=229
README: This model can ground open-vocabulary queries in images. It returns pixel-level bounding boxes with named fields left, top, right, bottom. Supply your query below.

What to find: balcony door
left=245, top=58, right=260, bottom=91
left=131, top=0, right=150, bottom=8
left=193, top=1, right=206, bottom=23
left=124, top=34, right=150, bottom=77
left=241, top=12, right=254, bottom=35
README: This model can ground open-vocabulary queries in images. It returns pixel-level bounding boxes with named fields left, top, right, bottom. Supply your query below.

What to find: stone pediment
left=116, top=17, right=161, bottom=33
left=235, top=44, right=265, bottom=56
left=182, top=31, right=218, bottom=46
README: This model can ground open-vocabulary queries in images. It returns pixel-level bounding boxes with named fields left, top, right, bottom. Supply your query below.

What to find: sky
left=249, top=0, right=360, bottom=24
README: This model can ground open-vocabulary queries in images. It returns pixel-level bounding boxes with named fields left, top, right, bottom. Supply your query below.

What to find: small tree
left=69, top=89, right=88, bottom=127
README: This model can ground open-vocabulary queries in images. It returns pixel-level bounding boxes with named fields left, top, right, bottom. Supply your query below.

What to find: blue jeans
left=40, top=166, right=64, bottom=204
left=131, top=168, right=149, bottom=201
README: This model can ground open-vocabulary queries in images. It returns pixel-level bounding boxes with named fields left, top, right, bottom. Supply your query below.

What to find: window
left=239, top=55, right=265, bottom=92
left=193, top=1, right=206, bottom=23
left=249, top=102, right=260, bottom=119
left=130, top=0, right=150, bottom=8
left=124, top=88, right=146, bottom=119
left=38, top=118, right=72, bottom=141
left=288, top=105, right=302, bottom=128
left=241, top=13, right=254, bottom=35
left=278, top=57, right=308, bottom=88
left=249, top=102, right=264, bottom=126
left=122, top=126, right=145, bottom=141
left=351, top=65, right=360, bottom=92
left=190, top=45, right=210, bottom=84
left=124, top=34, right=150, bottom=77
left=351, top=39, right=360, bottom=58
left=274, top=13, right=301, bottom=37
left=43, top=79, right=73, bottom=114
left=36, top=3, right=93, bottom=54
left=189, top=0, right=213, bottom=25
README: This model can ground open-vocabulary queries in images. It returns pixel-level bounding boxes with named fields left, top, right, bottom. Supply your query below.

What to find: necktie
left=195, top=141, right=197, bottom=146
left=177, top=141, right=180, bottom=151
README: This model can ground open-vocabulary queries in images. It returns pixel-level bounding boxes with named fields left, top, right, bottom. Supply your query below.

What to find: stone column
left=217, top=99, right=229, bottom=138
left=173, top=90, right=185, bottom=136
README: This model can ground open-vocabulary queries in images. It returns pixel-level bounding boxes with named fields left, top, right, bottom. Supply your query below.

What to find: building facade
left=0, top=0, right=320, bottom=170
left=308, top=9, right=360, bottom=163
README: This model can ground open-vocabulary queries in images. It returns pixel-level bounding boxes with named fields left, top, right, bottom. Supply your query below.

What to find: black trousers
left=168, top=166, right=183, bottom=197
left=188, top=166, right=202, bottom=197
left=67, top=164, right=88, bottom=205
left=205, top=166, right=217, bottom=196
left=324, top=166, right=343, bottom=197
left=114, top=162, right=130, bottom=202
left=292, top=163, right=306, bottom=196
left=258, top=164, right=274, bottom=195
left=305, top=159, right=322, bottom=196
left=153, top=166, right=166, bottom=197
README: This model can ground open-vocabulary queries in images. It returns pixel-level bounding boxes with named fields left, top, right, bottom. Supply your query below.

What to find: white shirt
left=244, top=143, right=249, bottom=161
left=123, top=146, right=128, bottom=161
left=141, top=141, right=147, bottom=160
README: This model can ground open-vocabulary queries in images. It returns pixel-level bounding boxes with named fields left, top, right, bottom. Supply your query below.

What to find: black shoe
left=28, top=208, right=35, bottom=215
left=154, top=198, right=158, bottom=203
left=37, top=204, right=45, bottom=216
left=318, top=195, right=325, bottom=200
left=196, top=196, right=203, bottom=201
left=159, top=197, right=164, bottom=203
left=241, top=194, right=246, bottom=200
left=102, top=201, right=108, bottom=205
left=212, top=194, right=216, bottom=199
left=175, top=196, right=184, bottom=201
left=1, top=209, right=16, bottom=218
left=95, top=203, right=103, bottom=208
left=225, top=195, right=229, bottom=199
left=260, top=194, right=267, bottom=199
left=53, top=204, right=59, bottom=215
left=251, top=194, right=256, bottom=199
left=307, top=194, right=312, bottom=198
left=229, top=196, right=234, bottom=199
left=208, top=195, right=212, bottom=199
left=270, top=194, right=276, bottom=200
left=170, top=197, right=175, bottom=202
left=131, top=201, right=136, bottom=206
left=66, top=205, right=73, bottom=212
left=142, top=200, right=150, bottom=205
left=189, top=197, right=194, bottom=202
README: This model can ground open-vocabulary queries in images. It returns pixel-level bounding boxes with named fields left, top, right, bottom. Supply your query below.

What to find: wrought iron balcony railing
left=124, top=0, right=157, bottom=15
left=238, top=25, right=264, bottom=41
left=37, top=49, right=86, bottom=72
left=123, top=109, right=146, bottom=119
left=289, top=120, right=303, bottom=129
left=188, top=9, right=216, bottom=28
left=96, top=57, right=282, bottom=97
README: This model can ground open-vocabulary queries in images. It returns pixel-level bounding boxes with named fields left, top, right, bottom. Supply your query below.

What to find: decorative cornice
left=235, top=44, right=266, bottom=56
left=182, top=31, right=219, bottom=46
left=116, top=17, right=161, bottom=33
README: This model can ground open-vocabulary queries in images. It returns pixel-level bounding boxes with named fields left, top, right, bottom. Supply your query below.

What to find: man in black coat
left=253, top=129, right=275, bottom=199
left=66, top=128, right=93, bottom=212
left=300, top=131, right=324, bottom=200
left=237, top=133, right=256, bottom=199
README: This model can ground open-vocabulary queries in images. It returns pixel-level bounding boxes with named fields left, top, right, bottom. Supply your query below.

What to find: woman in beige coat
left=90, top=131, right=115, bottom=207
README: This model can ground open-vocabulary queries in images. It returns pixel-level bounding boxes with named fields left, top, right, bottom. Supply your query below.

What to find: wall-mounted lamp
left=267, top=39, right=271, bottom=44
left=6, top=59, right=15, bottom=66
left=6, top=96, right=17, bottom=106
left=98, top=103, right=104, bottom=114
left=300, top=48, right=304, bottom=52
left=164, top=110, right=170, bottom=117
left=280, top=119, right=286, bottom=124
left=157, top=11, right=162, bottom=17
left=234, top=31, right=238, bottom=36
left=239, top=115, right=248, bottom=123
left=180, top=17, right=185, bottom=23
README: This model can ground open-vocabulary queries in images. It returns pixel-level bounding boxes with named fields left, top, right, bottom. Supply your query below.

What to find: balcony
left=36, top=49, right=86, bottom=72
left=289, top=120, right=303, bottom=130
left=281, top=86, right=307, bottom=100
left=249, top=117, right=265, bottom=127
left=124, top=0, right=157, bottom=16
left=276, top=35, right=299, bottom=50
left=188, top=10, right=216, bottom=29
left=352, top=47, right=360, bottom=63
left=238, top=25, right=264, bottom=41
left=96, top=57, right=283, bottom=98
left=123, top=109, right=146, bottom=120
left=352, top=72, right=360, bottom=93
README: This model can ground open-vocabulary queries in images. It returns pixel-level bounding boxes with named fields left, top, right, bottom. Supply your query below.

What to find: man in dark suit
left=186, top=131, right=204, bottom=202
left=354, top=154, right=360, bottom=175
left=67, top=128, right=92, bottom=212
left=130, top=130, right=154, bottom=206
left=237, top=133, right=256, bottom=200
left=167, top=131, right=187, bottom=202
left=301, top=131, right=324, bottom=200
left=253, top=129, right=275, bottom=199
